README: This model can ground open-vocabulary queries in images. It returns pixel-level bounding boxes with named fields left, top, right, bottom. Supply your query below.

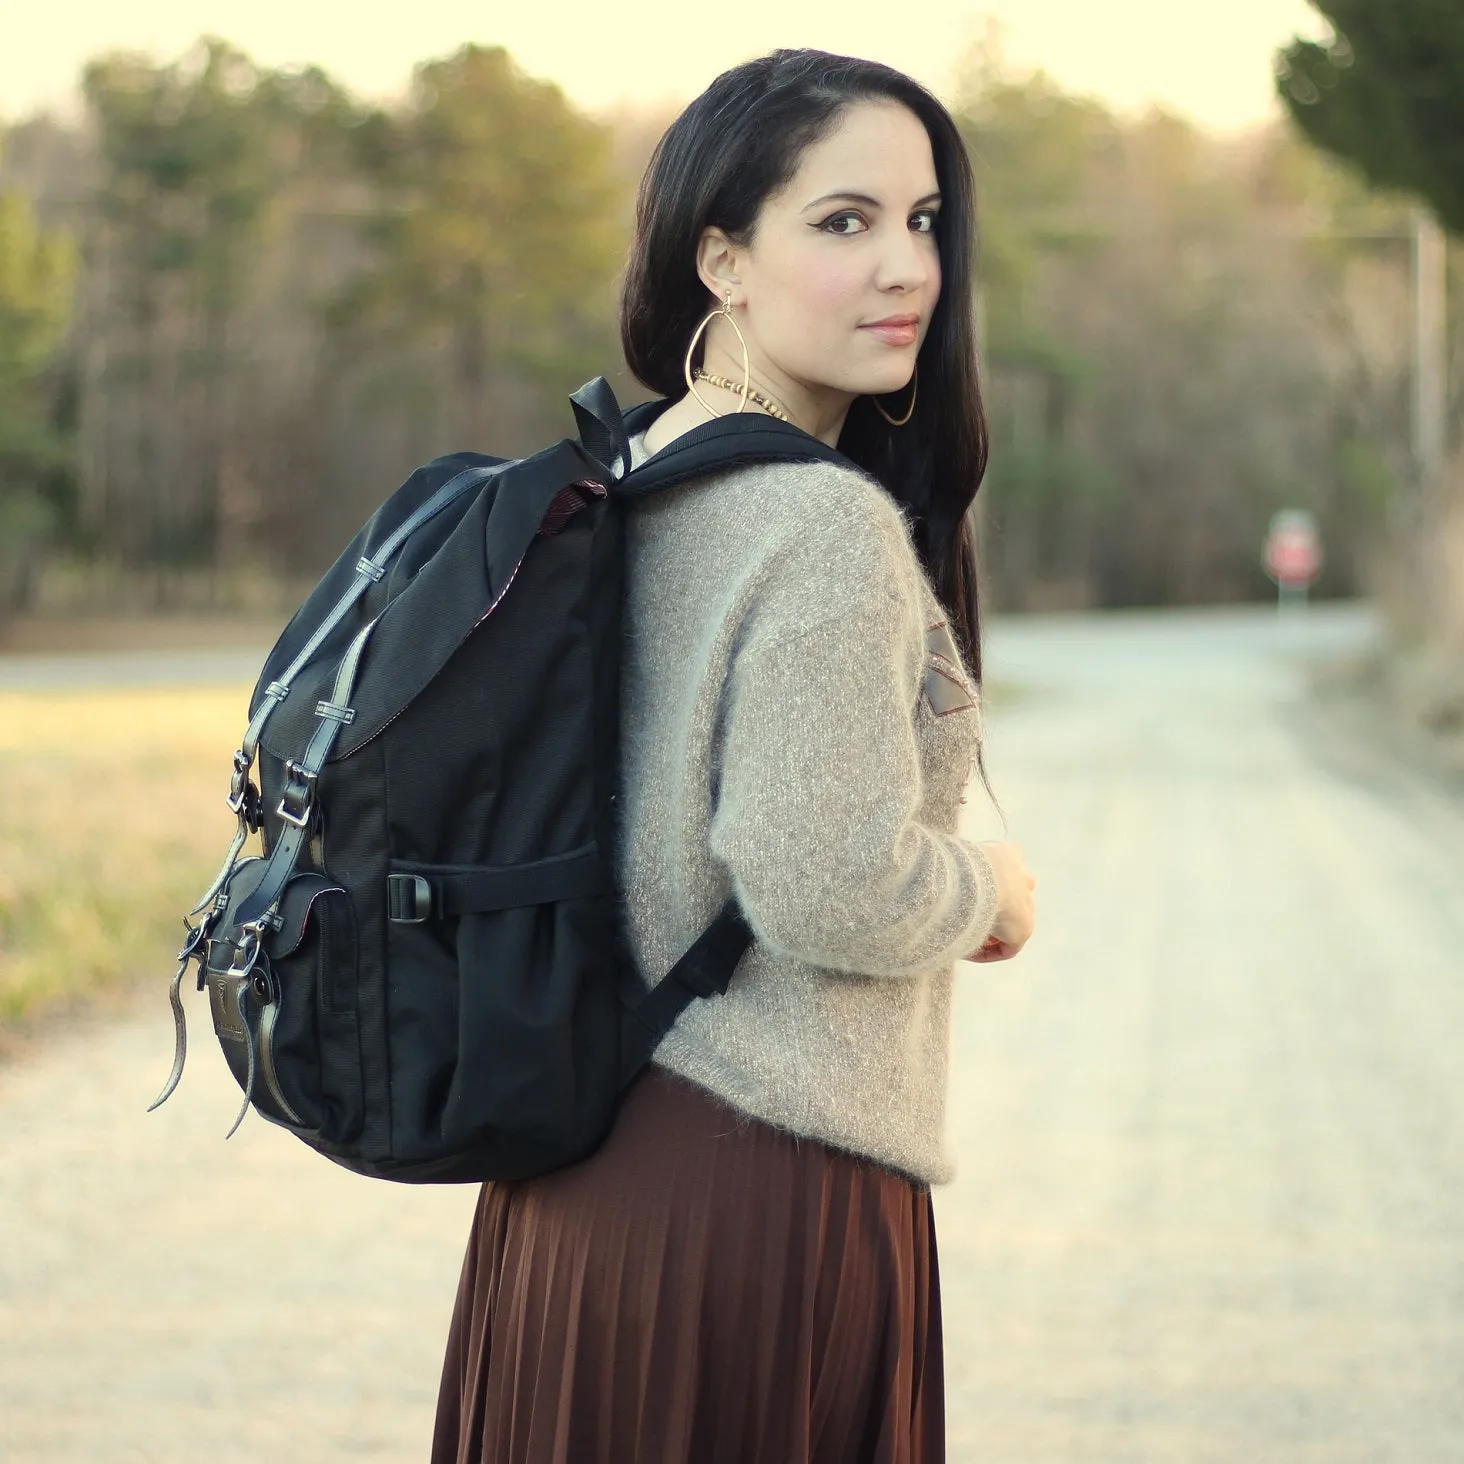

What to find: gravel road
left=5, top=600, right=1463, bottom=1462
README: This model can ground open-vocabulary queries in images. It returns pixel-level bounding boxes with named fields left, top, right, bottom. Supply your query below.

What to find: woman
left=432, top=48, right=1037, bottom=1464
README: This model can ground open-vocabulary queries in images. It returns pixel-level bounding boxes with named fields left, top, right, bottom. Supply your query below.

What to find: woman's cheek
left=801, top=254, right=867, bottom=317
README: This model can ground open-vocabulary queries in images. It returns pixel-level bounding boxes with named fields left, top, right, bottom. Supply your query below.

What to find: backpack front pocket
left=206, top=864, right=366, bottom=1145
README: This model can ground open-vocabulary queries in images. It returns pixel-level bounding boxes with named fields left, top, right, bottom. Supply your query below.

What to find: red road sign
left=1264, top=513, right=1323, bottom=587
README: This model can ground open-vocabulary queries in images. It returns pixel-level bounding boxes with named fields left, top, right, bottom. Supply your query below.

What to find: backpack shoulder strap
left=618, top=899, right=754, bottom=1089
left=566, top=375, right=864, bottom=501
left=567, top=378, right=863, bottom=1076
left=613, top=411, right=858, bottom=499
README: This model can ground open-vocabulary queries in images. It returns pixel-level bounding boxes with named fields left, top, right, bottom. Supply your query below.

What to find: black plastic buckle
left=227, top=751, right=264, bottom=832
left=227, top=781, right=262, bottom=832
left=226, top=749, right=252, bottom=812
left=276, top=760, right=317, bottom=828
left=387, top=873, right=433, bottom=923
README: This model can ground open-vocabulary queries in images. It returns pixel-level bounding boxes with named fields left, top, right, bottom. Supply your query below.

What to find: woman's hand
left=966, top=841, right=1036, bottom=962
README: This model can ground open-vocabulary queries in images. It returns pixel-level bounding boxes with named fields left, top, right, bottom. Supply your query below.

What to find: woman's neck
left=642, top=385, right=848, bottom=457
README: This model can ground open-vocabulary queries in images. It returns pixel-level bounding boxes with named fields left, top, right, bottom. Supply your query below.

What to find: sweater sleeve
left=706, top=509, right=1000, bottom=979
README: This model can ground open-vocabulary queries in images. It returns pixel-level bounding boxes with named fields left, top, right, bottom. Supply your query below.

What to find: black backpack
left=148, top=376, right=852, bottom=1183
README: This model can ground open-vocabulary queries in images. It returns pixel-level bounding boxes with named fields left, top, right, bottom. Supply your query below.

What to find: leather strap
left=232, top=614, right=381, bottom=936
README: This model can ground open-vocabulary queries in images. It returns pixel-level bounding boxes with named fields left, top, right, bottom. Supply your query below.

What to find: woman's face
left=697, top=98, right=942, bottom=418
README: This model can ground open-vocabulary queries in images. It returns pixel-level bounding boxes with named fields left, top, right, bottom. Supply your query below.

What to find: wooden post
left=1412, top=207, right=1447, bottom=500
left=1411, top=207, right=1450, bottom=627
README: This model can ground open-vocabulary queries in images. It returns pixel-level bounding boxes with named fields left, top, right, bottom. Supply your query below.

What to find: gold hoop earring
left=683, top=291, right=750, bottom=419
left=873, top=364, right=917, bottom=427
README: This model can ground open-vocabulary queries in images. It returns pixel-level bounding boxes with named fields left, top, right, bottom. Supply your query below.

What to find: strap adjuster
left=387, top=873, right=434, bottom=923
left=276, top=760, right=317, bottom=828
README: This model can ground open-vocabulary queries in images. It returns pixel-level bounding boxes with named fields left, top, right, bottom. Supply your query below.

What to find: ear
left=694, top=226, right=742, bottom=306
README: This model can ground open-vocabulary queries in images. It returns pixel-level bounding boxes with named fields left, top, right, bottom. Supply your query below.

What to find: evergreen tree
left=1277, top=2, right=1464, bottom=234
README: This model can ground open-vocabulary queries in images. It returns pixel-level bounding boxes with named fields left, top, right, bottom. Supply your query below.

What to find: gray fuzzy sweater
left=615, top=426, right=999, bottom=1186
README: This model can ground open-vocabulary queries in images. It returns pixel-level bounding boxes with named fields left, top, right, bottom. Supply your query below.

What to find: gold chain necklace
left=692, top=369, right=792, bottom=423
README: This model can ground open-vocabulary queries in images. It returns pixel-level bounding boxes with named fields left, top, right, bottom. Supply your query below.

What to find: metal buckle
left=224, top=927, right=263, bottom=980
left=276, top=760, right=317, bottom=828
left=387, top=873, right=433, bottom=923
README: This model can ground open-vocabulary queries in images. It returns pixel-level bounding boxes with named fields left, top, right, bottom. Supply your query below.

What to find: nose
left=874, top=219, right=938, bottom=297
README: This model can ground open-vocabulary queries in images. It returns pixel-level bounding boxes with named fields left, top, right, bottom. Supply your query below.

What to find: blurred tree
left=5, top=33, right=1419, bottom=611
left=339, top=45, right=624, bottom=445
left=957, top=45, right=1395, bottom=610
left=81, top=39, right=356, bottom=563
left=1276, top=3, right=1464, bottom=235
left=0, top=147, right=74, bottom=609
left=956, top=60, right=1122, bottom=606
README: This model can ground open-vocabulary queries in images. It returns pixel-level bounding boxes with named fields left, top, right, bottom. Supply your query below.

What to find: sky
left=3, top=0, right=1331, bottom=133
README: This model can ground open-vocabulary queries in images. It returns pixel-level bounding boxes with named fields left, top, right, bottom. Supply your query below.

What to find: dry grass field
left=0, top=684, right=257, bottom=1029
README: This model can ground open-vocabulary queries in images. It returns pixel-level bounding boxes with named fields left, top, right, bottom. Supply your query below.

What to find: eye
left=911, top=210, right=939, bottom=235
left=820, top=211, right=868, bottom=236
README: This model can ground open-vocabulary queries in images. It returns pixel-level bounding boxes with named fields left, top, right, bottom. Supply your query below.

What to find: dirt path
left=0, top=1012, right=477, bottom=1460
left=942, top=604, right=1464, bottom=1461
left=5, top=602, right=1463, bottom=1462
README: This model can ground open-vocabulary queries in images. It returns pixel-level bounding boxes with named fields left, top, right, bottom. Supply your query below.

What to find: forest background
left=0, top=29, right=1460, bottom=628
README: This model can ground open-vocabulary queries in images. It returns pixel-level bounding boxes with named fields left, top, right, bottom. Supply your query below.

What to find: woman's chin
left=857, top=374, right=915, bottom=400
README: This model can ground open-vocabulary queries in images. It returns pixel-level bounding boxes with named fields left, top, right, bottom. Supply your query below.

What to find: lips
left=860, top=315, right=919, bottom=346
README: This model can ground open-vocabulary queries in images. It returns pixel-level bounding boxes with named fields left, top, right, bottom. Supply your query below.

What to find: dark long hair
left=621, top=48, right=989, bottom=668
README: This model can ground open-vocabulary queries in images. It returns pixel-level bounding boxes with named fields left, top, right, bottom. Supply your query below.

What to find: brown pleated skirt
left=430, top=1065, right=945, bottom=1464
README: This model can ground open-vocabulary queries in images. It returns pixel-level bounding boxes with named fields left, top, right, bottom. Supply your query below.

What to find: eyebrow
left=801, top=190, right=942, bottom=212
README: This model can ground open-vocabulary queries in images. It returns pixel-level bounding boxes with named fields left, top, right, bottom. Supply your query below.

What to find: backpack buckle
left=387, top=873, right=434, bottom=923
left=276, top=760, right=317, bottom=828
